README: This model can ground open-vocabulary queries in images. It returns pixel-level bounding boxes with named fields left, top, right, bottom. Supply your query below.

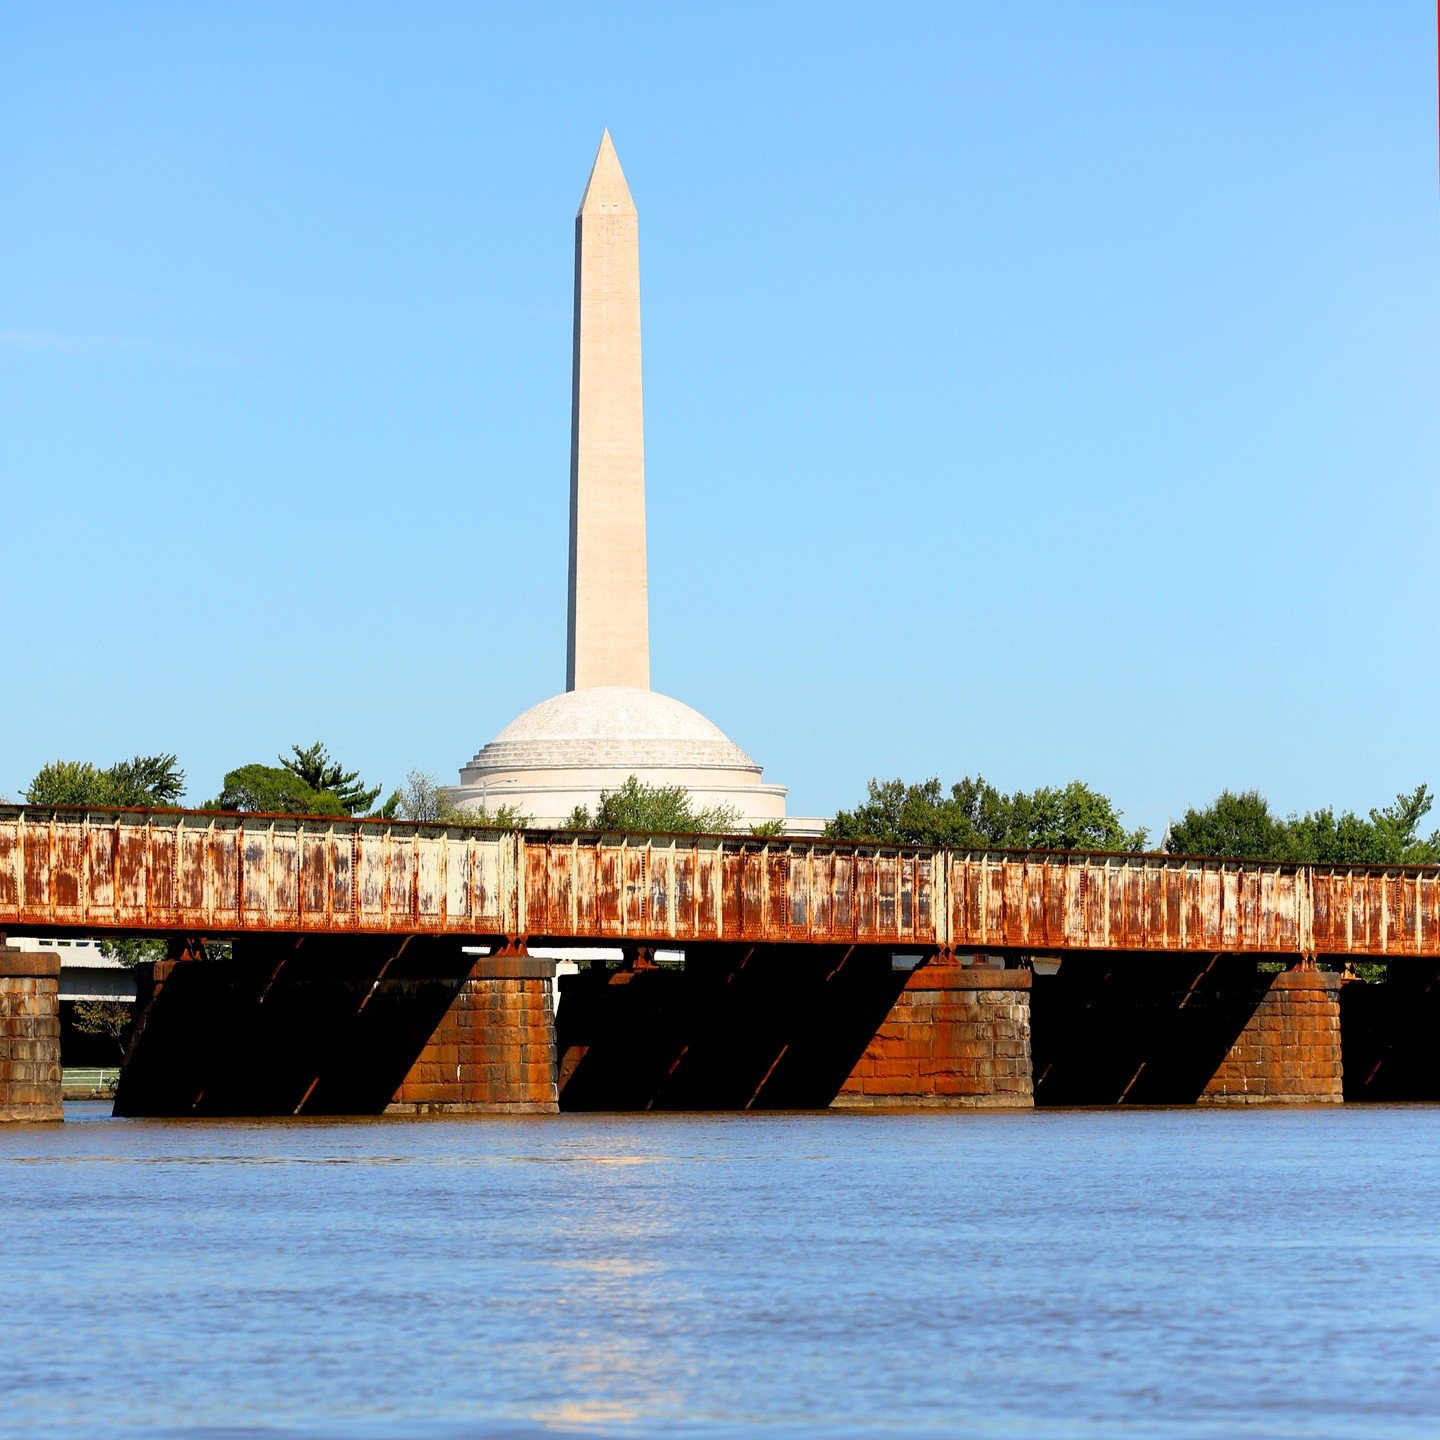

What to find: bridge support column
left=386, top=952, right=558, bottom=1116
left=1197, top=965, right=1342, bottom=1105
left=1031, top=956, right=1342, bottom=1105
left=556, top=948, right=1035, bottom=1111
left=833, top=964, right=1033, bottom=1110
left=0, top=947, right=62, bottom=1123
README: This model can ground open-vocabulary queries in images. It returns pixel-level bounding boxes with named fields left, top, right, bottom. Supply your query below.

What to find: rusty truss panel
left=943, top=852, right=1439, bottom=958
left=519, top=833, right=940, bottom=945
left=0, top=808, right=519, bottom=938
left=1, top=806, right=1437, bottom=959
left=1309, top=868, right=1439, bottom=957
left=946, top=853, right=1313, bottom=955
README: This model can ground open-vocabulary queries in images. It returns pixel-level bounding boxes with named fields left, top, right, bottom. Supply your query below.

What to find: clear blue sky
left=3, top=2, right=1436, bottom=836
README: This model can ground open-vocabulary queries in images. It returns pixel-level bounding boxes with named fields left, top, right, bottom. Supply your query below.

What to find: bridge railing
left=2, top=806, right=1437, bottom=958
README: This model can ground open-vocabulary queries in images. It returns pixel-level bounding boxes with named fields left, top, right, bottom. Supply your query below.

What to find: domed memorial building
left=457, top=688, right=786, bottom=828
left=449, top=134, right=806, bottom=832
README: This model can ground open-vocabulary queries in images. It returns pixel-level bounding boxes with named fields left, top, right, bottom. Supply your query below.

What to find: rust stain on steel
left=0, top=807, right=520, bottom=939
left=1, top=805, right=1438, bottom=959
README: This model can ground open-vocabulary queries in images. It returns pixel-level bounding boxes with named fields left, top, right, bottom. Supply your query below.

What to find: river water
left=3, top=1104, right=1438, bottom=1440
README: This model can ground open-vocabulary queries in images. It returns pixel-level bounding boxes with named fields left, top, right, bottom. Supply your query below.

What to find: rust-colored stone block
left=387, top=964, right=558, bottom=1115
left=835, top=969, right=1033, bottom=1110
left=951, top=1038, right=996, bottom=1061
left=918, top=1056, right=961, bottom=1078
left=0, top=953, right=61, bottom=980
left=0, top=957, right=62, bottom=1124
left=869, top=1058, right=921, bottom=1080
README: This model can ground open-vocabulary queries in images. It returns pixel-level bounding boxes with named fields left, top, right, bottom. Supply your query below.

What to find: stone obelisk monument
left=566, top=130, right=650, bottom=692
left=451, top=134, right=804, bottom=832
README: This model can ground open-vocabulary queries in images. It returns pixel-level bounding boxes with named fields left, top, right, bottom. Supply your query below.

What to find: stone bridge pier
left=1029, top=954, right=1343, bottom=1105
left=0, top=945, right=62, bottom=1122
left=556, top=946, right=1033, bottom=1111
left=114, top=938, right=557, bottom=1117
left=109, top=944, right=1355, bottom=1116
left=113, top=941, right=1036, bottom=1118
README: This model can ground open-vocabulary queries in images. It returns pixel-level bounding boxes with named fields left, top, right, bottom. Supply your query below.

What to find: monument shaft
left=566, top=131, right=650, bottom=691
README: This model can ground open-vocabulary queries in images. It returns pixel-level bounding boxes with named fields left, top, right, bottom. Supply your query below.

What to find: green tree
left=1165, top=790, right=1288, bottom=859
left=387, top=769, right=442, bottom=821
left=24, top=756, right=188, bottom=969
left=827, top=777, right=989, bottom=847
left=25, top=754, right=185, bottom=808
left=568, top=776, right=740, bottom=833
left=106, top=755, right=185, bottom=805
left=1001, top=781, right=1148, bottom=851
left=210, top=763, right=348, bottom=816
left=1284, top=807, right=1402, bottom=866
left=827, top=776, right=1146, bottom=851
left=98, top=938, right=168, bottom=968
left=280, top=742, right=382, bottom=814
left=389, top=769, right=530, bottom=829
left=25, top=760, right=112, bottom=806
left=1367, top=784, right=1439, bottom=864
left=72, top=1000, right=133, bottom=1060
left=1170, top=784, right=1439, bottom=865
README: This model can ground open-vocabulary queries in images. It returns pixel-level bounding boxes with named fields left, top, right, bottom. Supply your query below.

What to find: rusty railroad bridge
left=3, top=804, right=1438, bottom=1121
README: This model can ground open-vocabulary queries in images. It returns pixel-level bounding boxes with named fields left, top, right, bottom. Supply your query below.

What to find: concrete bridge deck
left=2, top=804, right=1437, bottom=959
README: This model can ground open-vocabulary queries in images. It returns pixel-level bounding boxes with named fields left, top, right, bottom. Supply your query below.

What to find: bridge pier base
left=0, top=947, right=62, bottom=1123
left=1197, top=966, right=1342, bottom=1105
left=555, top=947, right=1033, bottom=1111
left=833, top=964, right=1033, bottom=1109
left=1032, top=956, right=1342, bottom=1106
left=386, top=953, right=558, bottom=1115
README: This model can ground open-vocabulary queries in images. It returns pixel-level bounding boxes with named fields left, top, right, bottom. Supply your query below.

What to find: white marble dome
left=467, top=687, right=756, bottom=773
left=452, top=686, right=788, bottom=829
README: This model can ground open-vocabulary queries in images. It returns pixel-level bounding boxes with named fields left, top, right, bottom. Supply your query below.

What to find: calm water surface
left=2, top=1104, right=1438, bottom=1440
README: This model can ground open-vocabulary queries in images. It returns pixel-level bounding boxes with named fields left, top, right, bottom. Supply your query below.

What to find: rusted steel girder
left=1, top=806, right=1437, bottom=959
